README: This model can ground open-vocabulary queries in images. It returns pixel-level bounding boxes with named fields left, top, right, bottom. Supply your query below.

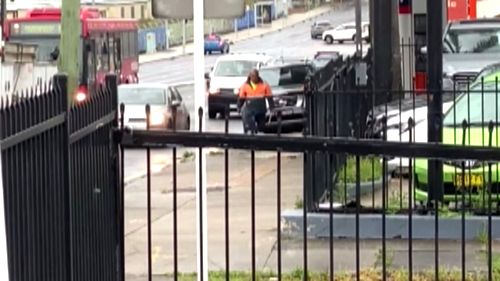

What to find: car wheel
left=325, top=35, right=333, bottom=44
left=208, top=109, right=217, bottom=119
left=185, top=116, right=191, bottom=130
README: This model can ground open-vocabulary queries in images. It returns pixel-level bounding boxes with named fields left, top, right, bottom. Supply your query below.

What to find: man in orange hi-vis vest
left=238, top=69, right=274, bottom=134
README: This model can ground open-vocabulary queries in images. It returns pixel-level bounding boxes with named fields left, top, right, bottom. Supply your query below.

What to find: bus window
left=121, top=32, right=130, bottom=58
left=108, top=35, right=115, bottom=71
left=97, top=35, right=109, bottom=71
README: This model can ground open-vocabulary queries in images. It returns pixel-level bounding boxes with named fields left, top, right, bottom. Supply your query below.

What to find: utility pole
left=59, top=0, right=81, bottom=106
left=370, top=0, right=393, bottom=104
left=354, top=0, right=362, bottom=58
left=182, top=19, right=186, bottom=55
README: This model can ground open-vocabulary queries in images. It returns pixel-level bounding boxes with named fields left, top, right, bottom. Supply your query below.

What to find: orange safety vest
left=239, top=82, right=272, bottom=99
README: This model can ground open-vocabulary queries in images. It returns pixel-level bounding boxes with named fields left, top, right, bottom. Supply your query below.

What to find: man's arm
left=238, top=85, right=246, bottom=109
left=264, top=83, right=274, bottom=109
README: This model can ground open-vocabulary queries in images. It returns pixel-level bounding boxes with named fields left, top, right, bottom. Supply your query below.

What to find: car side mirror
left=420, top=46, right=428, bottom=55
left=171, top=100, right=181, bottom=107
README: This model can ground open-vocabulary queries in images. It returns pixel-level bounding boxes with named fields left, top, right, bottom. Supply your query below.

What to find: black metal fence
left=120, top=102, right=500, bottom=280
left=0, top=74, right=120, bottom=281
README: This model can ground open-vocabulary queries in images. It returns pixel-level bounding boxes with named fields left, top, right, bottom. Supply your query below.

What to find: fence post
left=53, top=73, right=74, bottom=281
left=105, top=74, right=122, bottom=281
left=0, top=137, right=10, bottom=281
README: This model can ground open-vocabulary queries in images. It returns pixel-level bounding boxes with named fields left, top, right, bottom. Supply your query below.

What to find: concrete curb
left=282, top=210, right=500, bottom=240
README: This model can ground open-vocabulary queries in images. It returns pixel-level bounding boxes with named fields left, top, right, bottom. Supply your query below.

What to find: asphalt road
left=139, top=1, right=369, bottom=85
left=124, top=2, right=369, bottom=179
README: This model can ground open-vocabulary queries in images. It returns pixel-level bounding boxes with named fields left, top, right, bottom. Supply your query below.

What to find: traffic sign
left=152, top=0, right=245, bottom=19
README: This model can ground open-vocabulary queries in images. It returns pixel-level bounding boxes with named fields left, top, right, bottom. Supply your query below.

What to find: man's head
left=248, top=69, right=260, bottom=84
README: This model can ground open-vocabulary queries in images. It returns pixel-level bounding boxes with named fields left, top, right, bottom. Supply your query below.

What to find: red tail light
left=75, top=85, right=88, bottom=103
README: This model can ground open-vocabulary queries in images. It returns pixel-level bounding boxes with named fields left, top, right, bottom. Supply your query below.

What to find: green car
left=414, top=72, right=500, bottom=203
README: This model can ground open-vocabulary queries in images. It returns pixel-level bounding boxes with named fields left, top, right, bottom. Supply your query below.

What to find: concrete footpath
left=125, top=152, right=499, bottom=281
left=138, top=5, right=340, bottom=64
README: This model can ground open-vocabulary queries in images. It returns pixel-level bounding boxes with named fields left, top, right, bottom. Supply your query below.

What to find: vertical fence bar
left=119, top=103, right=125, bottom=281
left=461, top=120, right=468, bottom=281
left=488, top=121, right=494, bottom=281
left=408, top=117, right=413, bottom=280
left=224, top=106, right=230, bottom=281
left=355, top=154, right=360, bottom=281
left=145, top=104, right=152, bottom=281
left=496, top=78, right=499, bottom=209
left=173, top=146, right=178, bottom=281
left=251, top=145, right=256, bottom=281
left=277, top=111, right=282, bottom=281
left=197, top=107, right=206, bottom=281
left=57, top=74, right=72, bottom=281
left=382, top=116, right=387, bottom=281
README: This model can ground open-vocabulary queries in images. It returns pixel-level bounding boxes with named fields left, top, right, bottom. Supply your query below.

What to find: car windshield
left=119, top=88, right=166, bottom=105
left=213, top=60, right=258, bottom=77
left=444, top=26, right=500, bottom=53
left=443, top=83, right=500, bottom=126
left=260, top=66, right=308, bottom=87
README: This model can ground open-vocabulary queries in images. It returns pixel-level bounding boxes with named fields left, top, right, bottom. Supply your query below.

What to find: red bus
left=3, top=8, right=140, bottom=95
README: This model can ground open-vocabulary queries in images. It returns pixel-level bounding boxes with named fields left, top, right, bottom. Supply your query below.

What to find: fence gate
left=0, top=74, right=120, bottom=281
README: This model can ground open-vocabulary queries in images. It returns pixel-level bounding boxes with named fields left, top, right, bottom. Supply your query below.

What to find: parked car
left=310, top=20, right=333, bottom=39
left=322, top=21, right=369, bottom=44
left=311, top=51, right=341, bottom=70
left=206, top=53, right=273, bottom=119
left=258, top=61, right=313, bottom=132
left=204, top=33, right=230, bottom=54
left=118, top=83, right=190, bottom=130
left=414, top=71, right=500, bottom=204
left=436, top=19, right=500, bottom=90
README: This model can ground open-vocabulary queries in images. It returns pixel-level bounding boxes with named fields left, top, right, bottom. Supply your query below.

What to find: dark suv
left=258, top=61, right=313, bottom=133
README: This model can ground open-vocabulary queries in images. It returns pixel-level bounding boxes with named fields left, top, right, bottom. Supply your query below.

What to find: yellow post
left=59, top=0, right=81, bottom=107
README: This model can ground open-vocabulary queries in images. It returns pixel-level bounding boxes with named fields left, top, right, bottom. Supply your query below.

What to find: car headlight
left=209, top=87, right=220, bottom=94
left=149, top=112, right=165, bottom=126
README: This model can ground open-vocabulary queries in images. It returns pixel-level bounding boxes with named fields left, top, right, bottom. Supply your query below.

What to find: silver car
left=310, top=20, right=332, bottom=39
left=118, top=83, right=190, bottom=130
left=441, top=19, right=500, bottom=90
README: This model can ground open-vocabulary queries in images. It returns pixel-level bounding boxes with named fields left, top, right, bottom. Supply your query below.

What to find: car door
left=342, top=25, right=356, bottom=40
left=169, top=87, right=185, bottom=129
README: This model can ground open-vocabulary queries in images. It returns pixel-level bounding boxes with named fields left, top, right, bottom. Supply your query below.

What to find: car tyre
left=208, top=109, right=217, bottom=119
left=185, top=116, right=191, bottom=130
left=325, top=35, right=333, bottom=44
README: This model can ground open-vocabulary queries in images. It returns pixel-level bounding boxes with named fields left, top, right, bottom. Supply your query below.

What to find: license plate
left=453, top=174, right=483, bottom=188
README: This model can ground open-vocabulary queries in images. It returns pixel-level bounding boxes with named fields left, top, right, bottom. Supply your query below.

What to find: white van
left=206, top=53, right=273, bottom=119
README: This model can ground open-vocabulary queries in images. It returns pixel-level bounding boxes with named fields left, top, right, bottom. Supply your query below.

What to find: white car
left=118, top=83, right=191, bottom=130
left=322, top=22, right=370, bottom=44
left=206, top=53, right=273, bottom=119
